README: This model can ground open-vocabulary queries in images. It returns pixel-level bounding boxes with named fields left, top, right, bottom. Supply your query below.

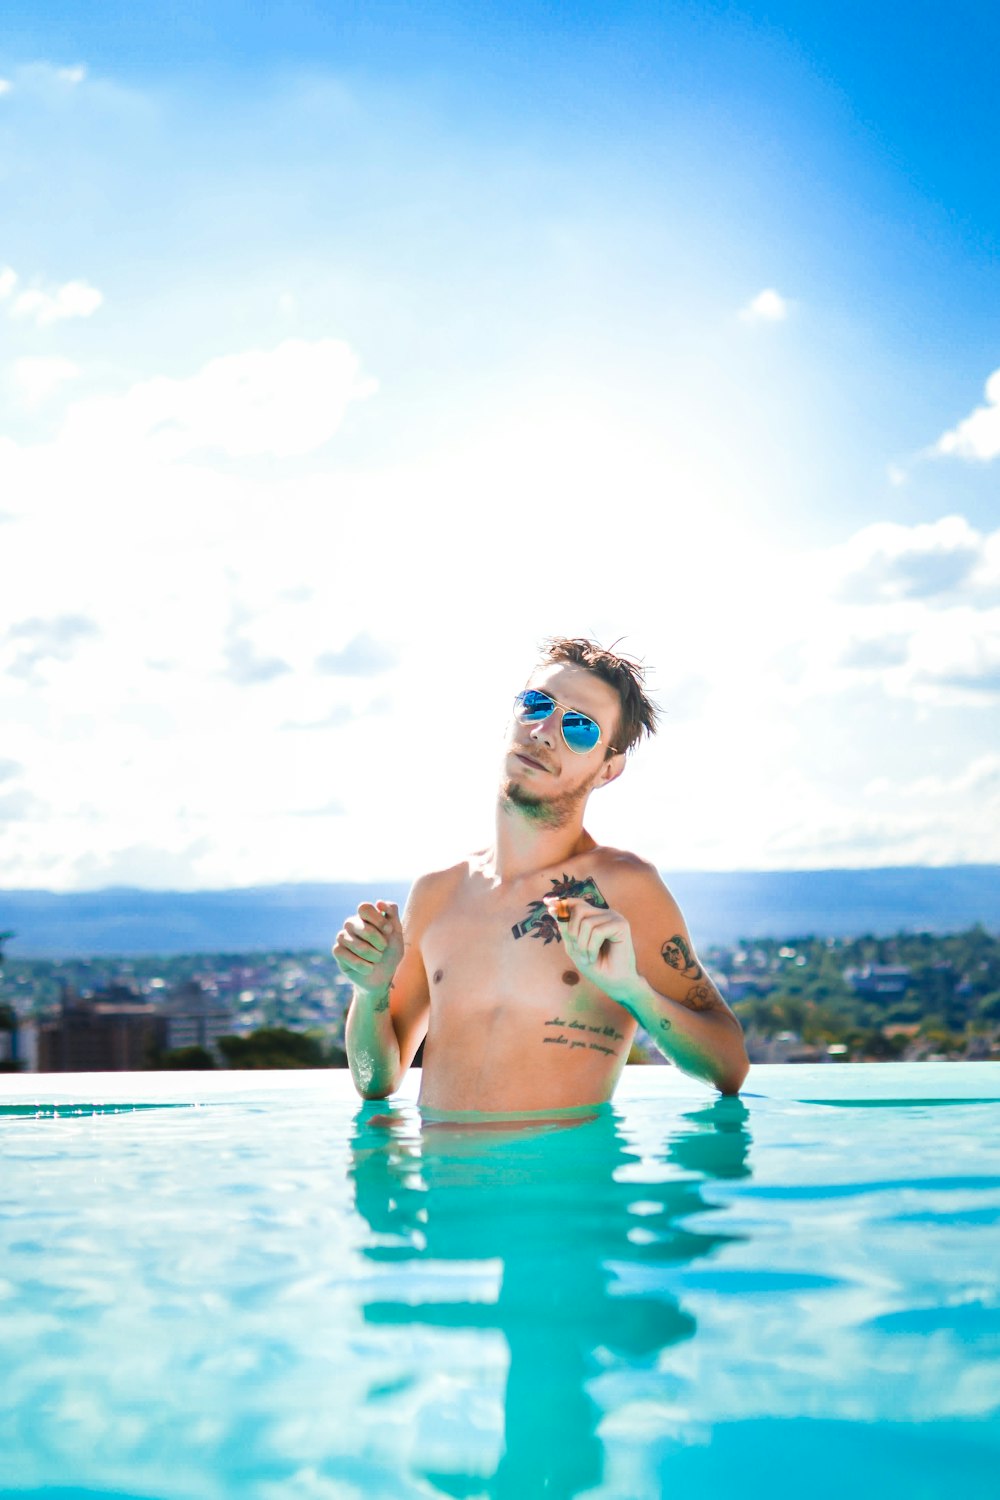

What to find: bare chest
left=420, top=878, right=626, bottom=1031
left=415, top=869, right=636, bottom=1110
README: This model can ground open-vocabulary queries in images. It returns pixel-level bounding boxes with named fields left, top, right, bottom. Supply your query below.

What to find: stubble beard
left=499, top=769, right=597, bottom=829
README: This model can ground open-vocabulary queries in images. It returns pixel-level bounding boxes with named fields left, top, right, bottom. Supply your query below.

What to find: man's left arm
left=545, top=861, right=749, bottom=1095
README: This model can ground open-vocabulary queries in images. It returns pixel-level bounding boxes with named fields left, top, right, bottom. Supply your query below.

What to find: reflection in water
left=348, top=1097, right=752, bottom=1498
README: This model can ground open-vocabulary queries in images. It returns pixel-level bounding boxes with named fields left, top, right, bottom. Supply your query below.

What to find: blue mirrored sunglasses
left=513, top=689, right=617, bottom=755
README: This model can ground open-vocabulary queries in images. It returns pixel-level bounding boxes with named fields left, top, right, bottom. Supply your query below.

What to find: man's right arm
left=335, top=883, right=433, bottom=1099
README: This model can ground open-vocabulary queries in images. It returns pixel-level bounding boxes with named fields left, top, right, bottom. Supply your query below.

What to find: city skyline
left=1, top=2, right=999, bottom=890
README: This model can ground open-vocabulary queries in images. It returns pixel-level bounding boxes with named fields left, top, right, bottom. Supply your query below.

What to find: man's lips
left=515, top=750, right=552, bottom=773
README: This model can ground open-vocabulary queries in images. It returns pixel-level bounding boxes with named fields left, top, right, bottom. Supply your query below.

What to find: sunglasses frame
left=513, top=688, right=619, bottom=756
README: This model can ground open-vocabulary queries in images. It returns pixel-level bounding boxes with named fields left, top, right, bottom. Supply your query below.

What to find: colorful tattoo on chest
left=511, top=873, right=609, bottom=944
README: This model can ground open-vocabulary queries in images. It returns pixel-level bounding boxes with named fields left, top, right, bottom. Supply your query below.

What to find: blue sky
left=1, top=1, right=998, bottom=889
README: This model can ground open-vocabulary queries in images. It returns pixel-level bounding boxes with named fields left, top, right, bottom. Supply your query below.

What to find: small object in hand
left=554, top=898, right=570, bottom=922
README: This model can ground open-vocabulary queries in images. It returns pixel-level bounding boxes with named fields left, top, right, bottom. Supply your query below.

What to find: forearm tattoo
left=512, top=874, right=608, bottom=945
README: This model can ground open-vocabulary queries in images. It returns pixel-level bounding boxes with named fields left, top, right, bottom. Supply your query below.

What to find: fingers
left=577, top=911, right=620, bottom=966
left=360, top=899, right=402, bottom=938
left=331, top=943, right=375, bottom=983
left=335, top=910, right=388, bottom=962
left=358, top=901, right=393, bottom=932
left=332, top=898, right=403, bottom=984
left=344, top=916, right=386, bottom=956
left=374, top=900, right=400, bottom=932
left=349, top=899, right=400, bottom=949
left=545, top=896, right=622, bottom=967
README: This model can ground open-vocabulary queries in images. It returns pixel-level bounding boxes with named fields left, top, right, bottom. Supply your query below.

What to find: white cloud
left=315, top=632, right=397, bottom=676
left=10, top=356, right=80, bottom=407
left=837, top=634, right=910, bottom=670
left=0, top=788, right=45, bottom=821
left=833, top=515, right=993, bottom=604
left=57, top=65, right=87, bottom=86
left=223, top=634, right=292, bottom=686
left=3, top=613, right=100, bottom=683
left=906, top=606, right=1000, bottom=700
left=936, top=367, right=1000, bottom=461
left=739, top=288, right=789, bottom=323
left=760, top=516, right=1000, bottom=713
left=60, top=338, right=377, bottom=460
left=0, top=266, right=16, bottom=299
left=9, top=278, right=103, bottom=326
left=0, top=79, right=11, bottom=97
left=865, top=754, right=1000, bottom=800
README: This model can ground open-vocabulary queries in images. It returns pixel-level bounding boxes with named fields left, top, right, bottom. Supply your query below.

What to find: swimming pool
left=2, top=1063, right=998, bottom=1499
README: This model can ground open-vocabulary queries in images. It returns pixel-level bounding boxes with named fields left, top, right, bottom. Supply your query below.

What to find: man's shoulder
left=590, top=845, right=662, bottom=883
left=406, top=857, right=477, bottom=908
left=589, top=847, right=680, bottom=905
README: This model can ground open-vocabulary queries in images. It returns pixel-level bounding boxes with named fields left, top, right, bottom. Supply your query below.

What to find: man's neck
left=488, top=798, right=597, bottom=883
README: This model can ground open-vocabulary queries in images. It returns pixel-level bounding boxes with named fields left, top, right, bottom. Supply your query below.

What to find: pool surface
left=2, top=1063, right=999, bottom=1499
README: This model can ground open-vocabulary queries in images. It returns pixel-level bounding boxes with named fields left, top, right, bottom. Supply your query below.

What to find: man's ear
left=596, top=752, right=625, bottom=789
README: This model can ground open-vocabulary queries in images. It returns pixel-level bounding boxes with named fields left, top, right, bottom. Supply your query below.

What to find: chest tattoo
left=511, top=873, right=609, bottom=944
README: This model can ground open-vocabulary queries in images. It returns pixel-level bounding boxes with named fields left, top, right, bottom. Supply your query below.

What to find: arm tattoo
left=661, top=933, right=704, bottom=980
left=512, top=873, right=609, bottom=945
left=682, top=981, right=719, bottom=1012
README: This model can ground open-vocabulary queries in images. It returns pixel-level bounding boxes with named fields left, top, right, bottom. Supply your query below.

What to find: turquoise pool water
left=2, top=1063, right=999, bottom=1499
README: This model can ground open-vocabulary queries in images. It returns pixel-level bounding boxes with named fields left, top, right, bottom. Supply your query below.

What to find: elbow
left=349, top=1053, right=400, bottom=1101
left=716, top=1035, right=750, bottom=1096
left=717, top=1072, right=747, bottom=1097
left=357, top=1081, right=393, bottom=1101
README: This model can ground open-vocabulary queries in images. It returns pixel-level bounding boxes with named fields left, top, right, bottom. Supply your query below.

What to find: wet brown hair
left=536, top=637, right=659, bottom=758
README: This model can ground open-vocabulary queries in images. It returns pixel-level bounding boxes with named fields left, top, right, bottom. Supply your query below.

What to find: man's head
left=500, top=637, right=658, bottom=827
left=534, top=637, right=659, bottom=760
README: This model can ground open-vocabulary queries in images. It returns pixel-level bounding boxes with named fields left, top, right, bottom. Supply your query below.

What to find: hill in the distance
left=1, top=866, right=998, bottom=958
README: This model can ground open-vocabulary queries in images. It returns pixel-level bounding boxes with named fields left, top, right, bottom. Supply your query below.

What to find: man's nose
left=529, top=710, right=559, bottom=748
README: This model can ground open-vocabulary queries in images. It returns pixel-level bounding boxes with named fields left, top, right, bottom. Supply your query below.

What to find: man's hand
left=543, top=895, right=641, bottom=1007
left=333, top=901, right=403, bottom=997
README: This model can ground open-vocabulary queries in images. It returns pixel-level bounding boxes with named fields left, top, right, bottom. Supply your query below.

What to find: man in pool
left=334, top=637, right=749, bottom=1110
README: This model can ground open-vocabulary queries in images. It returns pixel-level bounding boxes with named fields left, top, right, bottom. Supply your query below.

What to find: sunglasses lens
left=515, top=690, right=555, bottom=721
left=561, top=711, right=600, bottom=753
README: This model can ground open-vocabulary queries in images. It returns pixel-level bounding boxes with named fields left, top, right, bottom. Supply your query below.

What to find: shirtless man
left=334, top=637, right=749, bottom=1110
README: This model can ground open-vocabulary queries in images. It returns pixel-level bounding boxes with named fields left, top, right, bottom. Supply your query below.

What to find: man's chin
left=500, top=776, right=575, bottom=828
left=501, top=776, right=544, bottom=811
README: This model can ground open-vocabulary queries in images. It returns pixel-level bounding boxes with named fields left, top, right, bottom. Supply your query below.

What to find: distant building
left=156, top=981, right=234, bottom=1055
left=36, top=984, right=167, bottom=1072
left=0, top=1002, right=18, bottom=1069
left=744, top=1030, right=828, bottom=1064
left=845, top=964, right=911, bottom=999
